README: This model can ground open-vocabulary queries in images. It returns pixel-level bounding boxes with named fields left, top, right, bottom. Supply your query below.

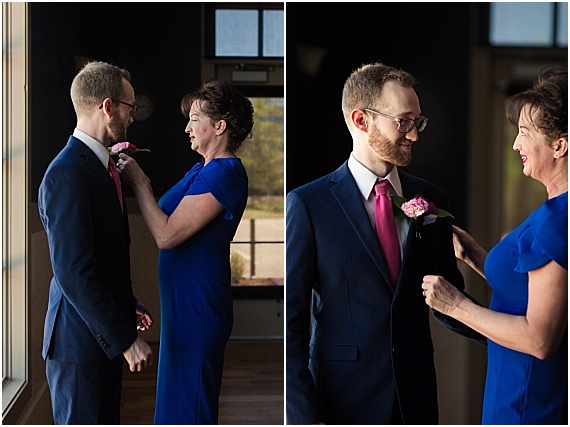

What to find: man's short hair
left=70, top=61, right=131, bottom=116
left=341, top=62, right=416, bottom=126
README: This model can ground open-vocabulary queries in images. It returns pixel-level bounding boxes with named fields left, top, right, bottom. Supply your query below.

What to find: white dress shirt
left=73, top=128, right=110, bottom=171
left=347, top=153, right=410, bottom=260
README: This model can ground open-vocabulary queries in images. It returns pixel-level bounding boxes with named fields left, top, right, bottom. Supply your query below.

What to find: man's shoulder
left=289, top=161, right=350, bottom=195
left=291, top=174, right=332, bottom=194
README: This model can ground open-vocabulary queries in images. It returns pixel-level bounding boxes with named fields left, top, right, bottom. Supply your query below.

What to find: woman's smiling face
left=512, top=104, right=557, bottom=183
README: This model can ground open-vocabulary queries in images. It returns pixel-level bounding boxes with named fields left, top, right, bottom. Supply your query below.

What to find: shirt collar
left=73, top=128, right=110, bottom=170
left=348, top=152, right=404, bottom=199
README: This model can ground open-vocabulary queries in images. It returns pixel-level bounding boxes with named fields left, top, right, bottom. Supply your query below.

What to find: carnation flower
left=400, top=197, right=436, bottom=219
left=108, top=142, right=150, bottom=156
left=391, top=195, right=454, bottom=239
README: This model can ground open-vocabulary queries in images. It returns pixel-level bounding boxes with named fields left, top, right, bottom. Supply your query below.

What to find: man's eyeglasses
left=99, top=99, right=138, bottom=118
left=364, top=108, right=429, bottom=133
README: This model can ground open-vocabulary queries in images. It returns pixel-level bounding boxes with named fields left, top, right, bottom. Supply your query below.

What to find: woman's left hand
left=422, top=275, right=467, bottom=317
left=117, top=153, right=148, bottom=187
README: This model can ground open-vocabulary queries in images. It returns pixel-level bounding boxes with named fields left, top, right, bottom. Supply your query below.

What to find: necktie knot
left=374, top=179, right=389, bottom=196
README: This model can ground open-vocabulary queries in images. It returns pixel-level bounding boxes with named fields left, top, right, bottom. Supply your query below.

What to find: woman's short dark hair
left=181, top=79, right=254, bottom=152
left=506, top=68, right=568, bottom=140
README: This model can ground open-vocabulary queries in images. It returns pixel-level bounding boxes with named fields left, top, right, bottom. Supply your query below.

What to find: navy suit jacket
left=39, top=136, right=137, bottom=363
left=286, top=161, right=484, bottom=424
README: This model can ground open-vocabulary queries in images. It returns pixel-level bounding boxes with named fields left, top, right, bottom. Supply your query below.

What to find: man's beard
left=368, top=125, right=412, bottom=167
left=108, top=114, right=127, bottom=144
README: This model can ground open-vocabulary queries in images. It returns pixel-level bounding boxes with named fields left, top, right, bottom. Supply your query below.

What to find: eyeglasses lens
left=399, top=118, right=427, bottom=133
left=416, top=118, right=427, bottom=132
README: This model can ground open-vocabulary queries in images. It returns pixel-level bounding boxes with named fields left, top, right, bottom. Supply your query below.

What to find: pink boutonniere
left=108, top=141, right=150, bottom=157
left=392, top=195, right=454, bottom=239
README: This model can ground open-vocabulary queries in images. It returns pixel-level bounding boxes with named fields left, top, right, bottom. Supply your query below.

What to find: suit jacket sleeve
left=286, top=190, right=322, bottom=424
left=429, top=191, right=487, bottom=346
left=39, top=160, right=137, bottom=359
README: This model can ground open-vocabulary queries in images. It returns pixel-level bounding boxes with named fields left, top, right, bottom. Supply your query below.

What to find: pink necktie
left=374, top=180, right=400, bottom=286
left=108, top=157, right=123, bottom=212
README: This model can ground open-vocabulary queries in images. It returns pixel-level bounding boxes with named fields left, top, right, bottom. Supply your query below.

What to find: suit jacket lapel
left=68, top=137, right=126, bottom=228
left=394, top=169, right=424, bottom=296
left=330, top=162, right=393, bottom=286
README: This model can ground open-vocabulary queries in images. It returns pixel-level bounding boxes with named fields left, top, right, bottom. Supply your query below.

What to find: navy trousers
left=46, top=356, right=124, bottom=424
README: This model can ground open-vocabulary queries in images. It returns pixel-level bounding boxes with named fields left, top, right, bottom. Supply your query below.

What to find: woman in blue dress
left=422, top=68, right=567, bottom=424
left=118, top=79, right=253, bottom=424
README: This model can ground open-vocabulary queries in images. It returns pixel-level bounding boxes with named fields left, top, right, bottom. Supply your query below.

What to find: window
left=205, top=4, right=284, bottom=59
left=3, top=2, right=29, bottom=418
left=487, top=2, right=568, bottom=48
left=231, top=96, right=284, bottom=292
left=201, top=3, right=284, bottom=295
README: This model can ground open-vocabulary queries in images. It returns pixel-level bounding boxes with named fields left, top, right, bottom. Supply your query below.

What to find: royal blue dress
left=482, top=192, right=568, bottom=424
left=153, top=158, right=248, bottom=424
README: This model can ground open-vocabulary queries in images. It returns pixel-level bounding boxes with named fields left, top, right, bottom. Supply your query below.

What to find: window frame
left=204, top=2, right=284, bottom=60
left=2, top=2, right=30, bottom=419
left=201, top=3, right=284, bottom=301
left=230, top=91, right=284, bottom=299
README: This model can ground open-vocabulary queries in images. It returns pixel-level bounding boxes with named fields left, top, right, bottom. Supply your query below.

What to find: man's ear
left=99, top=98, right=113, bottom=118
left=351, top=109, right=368, bottom=132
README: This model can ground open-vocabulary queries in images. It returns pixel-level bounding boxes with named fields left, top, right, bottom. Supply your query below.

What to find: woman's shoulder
left=201, top=157, right=247, bottom=180
left=531, top=192, right=567, bottom=239
left=517, top=192, right=568, bottom=271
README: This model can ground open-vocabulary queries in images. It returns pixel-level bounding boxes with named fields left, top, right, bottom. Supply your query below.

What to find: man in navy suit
left=39, top=61, right=153, bottom=424
left=286, top=62, right=484, bottom=424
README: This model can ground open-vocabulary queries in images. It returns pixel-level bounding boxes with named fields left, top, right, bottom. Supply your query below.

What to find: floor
left=120, top=339, right=284, bottom=425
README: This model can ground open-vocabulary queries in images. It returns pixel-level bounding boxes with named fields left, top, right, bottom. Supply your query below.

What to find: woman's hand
left=422, top=275, right=468, bottom=317
left=452, top=225, right=488, bottom=278
left=452, top=225, right=476, bottom=262
left=117, top=153, right=149, bottom=187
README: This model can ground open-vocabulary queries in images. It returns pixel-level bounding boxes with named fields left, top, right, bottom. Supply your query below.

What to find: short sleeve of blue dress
left=515, top=191, right=568, bottom=273
left=184, top=158, right=248, bottom=220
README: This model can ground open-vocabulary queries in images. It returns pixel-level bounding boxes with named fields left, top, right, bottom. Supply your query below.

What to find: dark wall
left=31, top=2, right=203, bottom=201
left=286, top=3, right=471, bottom=223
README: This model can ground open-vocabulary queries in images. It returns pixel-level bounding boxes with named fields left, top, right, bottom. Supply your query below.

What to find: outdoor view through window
left=231, top=97, right=284, bottom=288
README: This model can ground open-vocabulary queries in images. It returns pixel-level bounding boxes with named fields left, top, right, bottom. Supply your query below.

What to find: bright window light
left=489, top=3, right=554, bottom=47
left=215, top=9, right=259, bottom=57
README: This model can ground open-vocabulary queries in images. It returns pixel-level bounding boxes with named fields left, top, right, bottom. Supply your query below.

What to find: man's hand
left=123, top=336, right=152, bottom=372
left=136, top=302, right=154, bottom=331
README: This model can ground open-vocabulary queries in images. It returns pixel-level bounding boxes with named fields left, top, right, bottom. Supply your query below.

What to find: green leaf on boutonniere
left=430, top=208, right=454, bottom=219
left=391, top=195, right=408, bottom=218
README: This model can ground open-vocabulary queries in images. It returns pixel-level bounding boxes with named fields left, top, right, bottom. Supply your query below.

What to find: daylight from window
left=490, top=2, right=568, bottom=47
left=215, top=8, right=284, bottom=58
left=231, top=97, right=284, bottom=286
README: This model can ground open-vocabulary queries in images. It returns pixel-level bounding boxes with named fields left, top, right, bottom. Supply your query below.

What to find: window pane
left=262, top=10, right=284, bottom=57
left=215, top=9, right=259, bottom=57
left=489, top=3, right=554, bottom=47
left=232, top=97, right=284, bottom=286
left=557, top=2, right=568, bottom=47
